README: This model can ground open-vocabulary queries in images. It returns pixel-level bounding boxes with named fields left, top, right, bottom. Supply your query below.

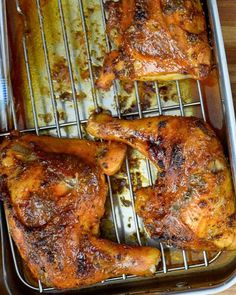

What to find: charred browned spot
left=101, top=162, right=108, bottom=169
left=187, top=32, right=199, bottom=43
left=158, top=160, right=165, bottom=169
left=58, top=262, right=63, bottom=271
left=183, top=189, right=193, bottom=201
left=7, top=131, right=20, bottom=140
left=116, top=253, right=121, bottom=260
left=140, top=205, right=145, bottom=211
left=195, top=119, right=213, bottom=137
left=76, top=252, right=92, bottom=277
left=120, top=196, right=131, bottom=207
left=159, top=171, right=166, bottom=177
left=198, top=200, right=207, bottom=208
left=59, top=91, right=87, bottom=101
left=172, top=203, right=181, bottom=212
left=19, top=193, right=55, bottom=227
left=135, top=1, right=148, bottom=22
left=47, top=250, right=55, bottom=263
left=189, top=174, right=206, bottom=189
left=148, top=136, right=166, bottom=163
left=208, top=159, right=225, bottom=174
left=170, top=144, right=184, bottom=168
left=199, top=64, right=211, bottom=79
left=228, top=215, right=236, bottom=228
left=210, top=233, right=223, bottom=240
left=146, top=223, right=156, bottom=232
left=162, top=0, right=184, bottom=15
left=158, top=120, right=167, bottom=130
left=29, top=250, right=40, bottom=264
left=34, top=236, right=49, bottom=248
left=51, top=57, right=70, bottom=84
left=12, top=143, right=32, bottom=156
left=0, top=149, right=6, bottom=159
left=111, top=177, right=127, bottom=194
left=148, top=141, right=159, bottom=159
left=40, top=179, right=49, bottom=189
left=0, top=174, right=9, bottom=200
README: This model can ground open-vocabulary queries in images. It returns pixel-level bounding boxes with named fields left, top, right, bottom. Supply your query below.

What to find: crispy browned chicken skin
left=0, top=134, right=160, bottom=289
left=97, top=0, right=211, bottom=90
left=87, top=113, right=236, bottom=250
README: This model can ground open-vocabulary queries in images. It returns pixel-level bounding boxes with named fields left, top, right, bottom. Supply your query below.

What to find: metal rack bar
left=106, top=176, right=126, bottom=281
left=154, top=81, right=163, bottom=115
left=152, top=81, right=167, bottom=273
left=176, top=79, right=212, bottom=268
left=125, top=157, right=143, bottom=246
left=0, top=101, right=203, bottom=138
left=17, top=0, right=39, bottom=136
left=134, top=81, right=168, bottom=271
left=36, top=0, right=61, bottom=137
left=77, top=0, right=123, bottom=246
left=57, top=0, right=82, bottom=138
left=99, top=3, right=144, bottom=247
left=134, top=81, right=154, bottom=184
left=197, top=80, right=207, bottom=121
left=106, top=177, right=121, bottom=244
left=77, top=4, right=127, bottom=281
left=78, top=0, right=99, bottom=111
left=196, top=79, right=208, bottom=266
left=22, top=36, right=39, bottom=135
left=175, top=80, right=185, bottom=116
left=175, top=80, right=189, bottom=270
left=99, top=0, right=121, bottom=118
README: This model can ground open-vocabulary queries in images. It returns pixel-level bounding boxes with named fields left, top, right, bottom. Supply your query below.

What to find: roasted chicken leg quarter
left=87, top=113, right=236, bottom=250
left=97, top=0, right=211, bottom=90
left=0, top=134, right=160, bottom=289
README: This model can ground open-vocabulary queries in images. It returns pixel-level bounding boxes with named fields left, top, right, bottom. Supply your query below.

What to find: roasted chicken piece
left=87, top=113, right=236, bottom=250
left=97, top=0, right=212, bottom=90
left=0, top=134, right=160, bottom=289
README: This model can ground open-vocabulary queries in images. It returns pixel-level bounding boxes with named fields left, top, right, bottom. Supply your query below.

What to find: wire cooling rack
left=1, top=0, right=223, bottom=293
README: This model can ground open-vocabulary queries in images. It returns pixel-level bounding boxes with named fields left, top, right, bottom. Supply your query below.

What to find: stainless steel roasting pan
left=0, top=0, right=236, bottom=294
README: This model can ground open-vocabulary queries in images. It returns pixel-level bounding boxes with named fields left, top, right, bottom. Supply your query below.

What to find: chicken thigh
left=97, top=0, right=211, bottom=90
left=0, top=134, right=160, bottom=289
left=87, top=113, right=236, bottom=250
